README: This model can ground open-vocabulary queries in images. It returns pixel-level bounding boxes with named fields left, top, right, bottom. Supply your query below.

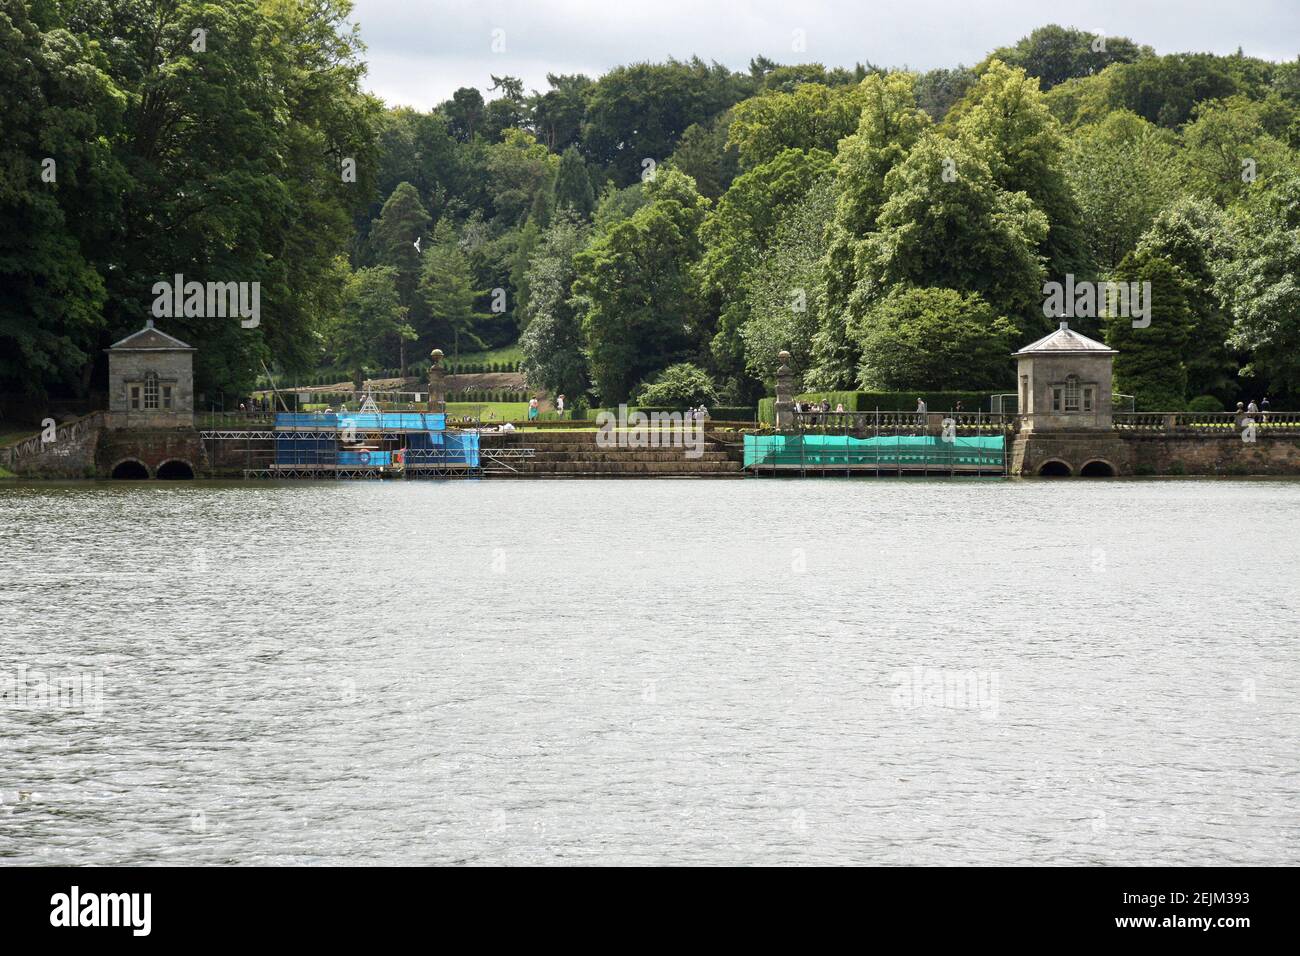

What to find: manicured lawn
left=449, top=342, right=523, bottom=367
left=444, top=402, right=573, bottom=421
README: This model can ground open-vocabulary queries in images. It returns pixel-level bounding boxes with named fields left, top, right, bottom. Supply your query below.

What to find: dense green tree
left=1135, top=198, right=1237, bottom=400
left=856, top=288, right=1018, bottom=390
left=1217, top=177, right=1300, bottom=396
left=667, top=113, right=740, bottom=199
left=1065, top=111, right=1183, bottom=273
left=1181, top=96, right=1298, bottom=205
left=954, top=60, right=1090, bottom=278
left=727, top=82, right=865, bottom=168
left=1104, top=53, right=1241, bottom=128
left=1104, top=250, right=1194, bottom=410
left=591, top=182, right=648, bottom=231
left=484, top=129, right=558, bottom=227
left=328, top=264, right=412, bottom=373
left=45, top=0, right=380, bottom=399
left=740, top=179, right=836, bottom=388
left=816, top=71, right=933, bottom=362
left=0, top=0, right=118, bottom=399
left=553, top=146, right=595, bottom=217
left=986, top=25, right=1149, bottom=90
left=483, top=75, right=528, bottom=141
left=573, top=170, right=709, bottom=402
left=444, top=87, right=485, bottom=142
left=750, top=60, right=873, bottom=93
left=419, top=220, right=491, bottom=353
left=810, top=133, right=1048, bottom=387
left=368, top=182, right=431, bottom=373
left=528, top=73, right=591, bottom=151
left=11, top=13, right=1300, bottom=415
left=914, top=67, right=976, bottom=120
left=581, top=58, right=753, bottom=185
left=519, top=214, right=590, bottom=400
left=696, top=148, right=834, bottom=397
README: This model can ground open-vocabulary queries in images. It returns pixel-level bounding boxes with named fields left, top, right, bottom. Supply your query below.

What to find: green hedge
left=758, top=391, right=998, bottom=424
left=445, top=360, right=522, bottom=375
left=451, top=389, right=535, bottom=403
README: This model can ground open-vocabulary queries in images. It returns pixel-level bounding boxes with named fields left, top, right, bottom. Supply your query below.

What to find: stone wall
left=1122, top=433, right=1300, bottom=476
left=96, top=428, right=209, bottom=478
left=106, top=350, right=194, bottom=427
left=4, top=413, right=104, bottom=478
left=1011, top=430, right=1300, bottom=476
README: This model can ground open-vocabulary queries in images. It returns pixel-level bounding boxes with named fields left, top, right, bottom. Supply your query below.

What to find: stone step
left=493, top=447, right=743, bottom=457
left=482, top=431, right=743, bottom=446
left=524, top=450, right=736, bottom=463
left=496, top=472, right=745, bottom=479
left=516, top=460, right=743, bottom=475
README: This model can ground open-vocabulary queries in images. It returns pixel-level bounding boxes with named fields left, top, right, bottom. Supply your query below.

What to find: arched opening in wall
left=1037, top=460, right=1072, bottom=477
left=110, top=459, right=150, bottom=480
left=156, top=459, right=195, bottom=480
left=1079, top=459, right=1116, bottom=478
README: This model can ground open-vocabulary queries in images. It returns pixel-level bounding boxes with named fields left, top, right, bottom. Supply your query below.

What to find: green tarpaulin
left=744, top=433, right=1004, bottom=469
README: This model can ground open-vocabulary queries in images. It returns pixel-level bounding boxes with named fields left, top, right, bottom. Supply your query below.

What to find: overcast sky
left=349, top=0, right=1300, bottom=110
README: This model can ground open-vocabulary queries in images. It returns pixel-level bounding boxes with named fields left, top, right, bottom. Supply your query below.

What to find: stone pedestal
left=427, top=349, right=447, bottom=413
left=774, top=350, right=795, bottom=431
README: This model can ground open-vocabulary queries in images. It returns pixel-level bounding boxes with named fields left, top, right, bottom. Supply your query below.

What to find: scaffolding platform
left=745, top=433, right=1006, bottom=477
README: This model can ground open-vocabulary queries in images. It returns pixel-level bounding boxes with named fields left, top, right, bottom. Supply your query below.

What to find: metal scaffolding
left=200, top=427, right=535, bottom=479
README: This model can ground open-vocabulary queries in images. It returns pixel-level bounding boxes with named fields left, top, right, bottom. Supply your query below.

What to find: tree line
left=5, top=11, right=1300, bottom=413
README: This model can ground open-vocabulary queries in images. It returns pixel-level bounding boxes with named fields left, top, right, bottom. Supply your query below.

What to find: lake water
left=1, top=478, right=1297, bottom=865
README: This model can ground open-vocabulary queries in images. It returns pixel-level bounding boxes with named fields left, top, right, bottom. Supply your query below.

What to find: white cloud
left=349, top=0, right=1300, bottom=109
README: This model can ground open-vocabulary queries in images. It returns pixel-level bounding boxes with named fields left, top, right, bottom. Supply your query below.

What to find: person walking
left=528, top=397, right=539, bottom=421
left=556, top=394, right=565, bottom=415
left=1261, top=396, right=1270, bottom=421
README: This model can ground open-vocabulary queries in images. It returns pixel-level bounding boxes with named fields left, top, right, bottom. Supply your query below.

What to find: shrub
left=635, top=363, right=719, bottom=407
left=1187, top=394, right=1225, bottom=413
left=857, top=288, right=1017, bottom=391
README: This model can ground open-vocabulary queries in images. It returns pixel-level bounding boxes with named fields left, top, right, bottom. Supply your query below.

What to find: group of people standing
left=526, top=394, right=566, bottom=421
left=1236, top=398, right=1271, bottom=425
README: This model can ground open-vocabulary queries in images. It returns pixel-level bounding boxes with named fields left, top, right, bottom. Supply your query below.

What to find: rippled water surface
left=1, top=478, right=1297, bottom=865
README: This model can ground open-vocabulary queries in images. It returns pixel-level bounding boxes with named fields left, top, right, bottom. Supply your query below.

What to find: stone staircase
left=479, top=428, right=745, bottom=478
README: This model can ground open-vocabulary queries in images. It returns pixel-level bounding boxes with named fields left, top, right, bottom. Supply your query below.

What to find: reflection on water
left=1, top=478, right=1297, bottom=864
